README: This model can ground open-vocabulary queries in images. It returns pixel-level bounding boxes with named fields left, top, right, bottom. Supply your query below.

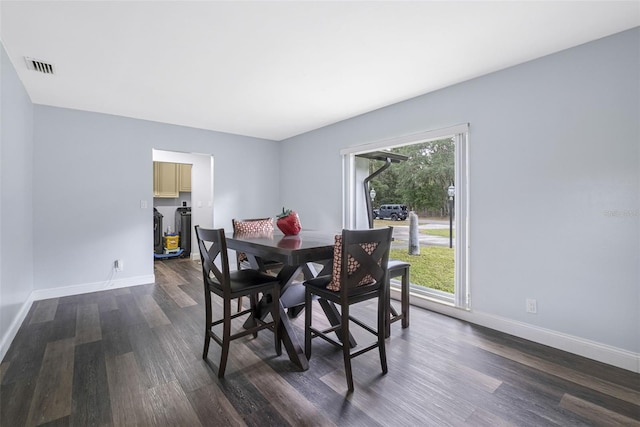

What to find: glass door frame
left=340, top=124, right=470, bottom=310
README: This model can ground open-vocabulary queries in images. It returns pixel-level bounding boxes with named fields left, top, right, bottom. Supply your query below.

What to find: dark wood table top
left=225, top=230, right=338, bottom=265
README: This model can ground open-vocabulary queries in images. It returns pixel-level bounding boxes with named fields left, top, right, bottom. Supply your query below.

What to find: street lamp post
left=368, top=187, right=376, bottom=228
left=447, top=185, right=455, bottom=248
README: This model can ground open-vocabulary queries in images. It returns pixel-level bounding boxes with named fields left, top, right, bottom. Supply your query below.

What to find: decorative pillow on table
left=326, top=234, right=379, bottom=291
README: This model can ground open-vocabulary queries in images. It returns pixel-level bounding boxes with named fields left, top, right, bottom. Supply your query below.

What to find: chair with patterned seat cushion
left=303, top=227, right=393, bottom=393
left=232, top=218, right=284, bottom=312
left=195, top=226, right=281, bottom=378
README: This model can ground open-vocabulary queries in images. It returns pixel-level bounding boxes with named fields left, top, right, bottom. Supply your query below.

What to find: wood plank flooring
left=1, top=258, right=638, bottom=426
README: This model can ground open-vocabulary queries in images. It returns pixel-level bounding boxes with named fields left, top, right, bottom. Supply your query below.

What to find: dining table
left=225, top=229, right=356, bottom=370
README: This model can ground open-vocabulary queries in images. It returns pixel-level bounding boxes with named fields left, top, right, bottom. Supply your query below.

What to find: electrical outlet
left=114, top=259, right=124, bottom=272
left=526, top=298, right=537, bottom=314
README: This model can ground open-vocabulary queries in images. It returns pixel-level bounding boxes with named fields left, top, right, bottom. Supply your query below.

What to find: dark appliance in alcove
left=175, top=206, right=191, bottom=256
left=153, top=208, right=163, bottom=254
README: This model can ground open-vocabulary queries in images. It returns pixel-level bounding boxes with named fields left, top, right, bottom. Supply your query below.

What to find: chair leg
left=203, top=293, right=212, bottom=359
left=401, top=269, right=410, bottom=329
left=385, top=277, right=392, bottom=338
left=378, top=287, right=388, bottom=375
left=304, top=289, right=313, bottom=360
left=237, top=296, right=243, bottom=313
left=386, top=266, right=410, bottom=337
left=341, top=303, right=354, bottom=393
left=218, top=298, right=232, bottom=378
left=203, top=334, right=210, bottom=360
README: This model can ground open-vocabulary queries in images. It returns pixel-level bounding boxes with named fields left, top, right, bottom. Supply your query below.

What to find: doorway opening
left=152, top=149, right=214, bottom=261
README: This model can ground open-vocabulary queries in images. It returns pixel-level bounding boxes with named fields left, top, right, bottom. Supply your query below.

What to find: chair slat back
left=231, top=217, right=274, bottom=234
left=340, top=227, right=393, bottom=295
left=195, top=226, right=231, bottom=293
left=232, top=218, right=274, bottom=263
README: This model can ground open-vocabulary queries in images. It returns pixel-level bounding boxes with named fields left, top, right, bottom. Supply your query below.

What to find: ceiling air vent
left=24, top=57, right=55, bottom=74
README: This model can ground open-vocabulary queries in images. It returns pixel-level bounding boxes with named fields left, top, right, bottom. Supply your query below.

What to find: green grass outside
left=389, top=247, right=454, bottom=294
left=373, top=218, right=454, bottom=293
left=420, top=228, right=454, bottom=238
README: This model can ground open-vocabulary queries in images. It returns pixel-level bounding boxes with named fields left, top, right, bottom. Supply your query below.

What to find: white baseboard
left=31, top=274, right=155, bottom=301
left=0, top=293, right=35, bottom=363
left=393, top=290, right=640, bottom=373
left=0, top=274, right=154, bottom=363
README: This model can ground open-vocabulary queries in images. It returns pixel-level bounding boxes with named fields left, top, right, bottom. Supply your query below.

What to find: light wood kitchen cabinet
left=178, top=164, right=192, bottom=192
left=153, top=162, right=179, bottom=198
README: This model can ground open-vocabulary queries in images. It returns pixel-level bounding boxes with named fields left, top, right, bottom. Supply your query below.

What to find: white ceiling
left=1, top=1, right=638, bottom=141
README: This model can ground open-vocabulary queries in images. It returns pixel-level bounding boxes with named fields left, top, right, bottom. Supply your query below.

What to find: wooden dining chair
left=232, top=218, right=283, bottom=312
left=195, top=226, right=281, bottom=378
left=303, top=227, right=393, bottom=393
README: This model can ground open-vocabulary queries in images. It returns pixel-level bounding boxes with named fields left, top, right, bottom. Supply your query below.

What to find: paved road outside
left=376, top=218, right=455, bottom=249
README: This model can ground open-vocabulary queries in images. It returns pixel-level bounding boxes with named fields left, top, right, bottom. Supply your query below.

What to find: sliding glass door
left=341, top=125, right=469, bottom=309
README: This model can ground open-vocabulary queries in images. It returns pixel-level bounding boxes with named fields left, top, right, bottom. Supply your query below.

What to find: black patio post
left=447, top=185, right=455, bottom=248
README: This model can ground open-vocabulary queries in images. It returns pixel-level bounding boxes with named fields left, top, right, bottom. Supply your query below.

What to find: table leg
left=241, top=264, right=312, bottom=370
left=239, top=291, right=309, bottom=370
left=246, top=254, right=270, bottom=272
left=241, top=260, right=355, bottom=368
left=242, top=263, right=301, bottom=327
left=303, top=261, right=332, bottom=278
left=277, top=300, right=309, bottom=371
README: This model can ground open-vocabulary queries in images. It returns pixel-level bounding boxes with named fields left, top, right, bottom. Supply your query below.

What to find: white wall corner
left=0, top=293, right=35, bottom=363
left=407, top=294, right=640, bottom=374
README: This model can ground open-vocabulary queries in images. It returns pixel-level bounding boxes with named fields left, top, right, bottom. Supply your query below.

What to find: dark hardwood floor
left=1, top=258, right=638, bottom=426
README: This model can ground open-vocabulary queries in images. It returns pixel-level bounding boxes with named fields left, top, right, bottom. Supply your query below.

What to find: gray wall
left=0, top=43, right=35, bottom=351
left=31, top=107, right=281, bottom=292
left=279, top=29, right=640, bottom=355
